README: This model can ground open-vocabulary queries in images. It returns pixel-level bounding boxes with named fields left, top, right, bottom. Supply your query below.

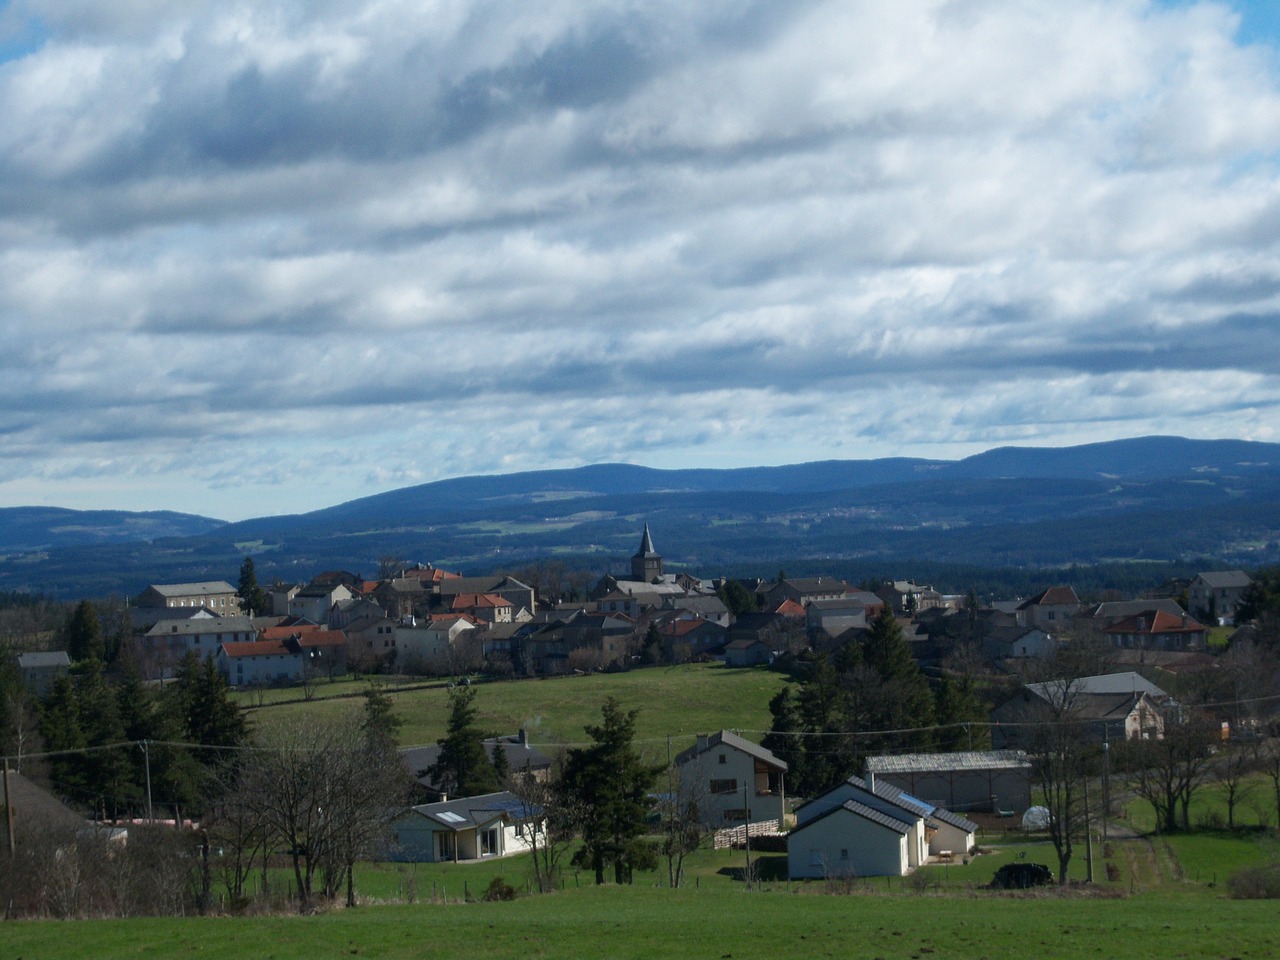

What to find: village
left=6, top=523, right=1277, bottom=905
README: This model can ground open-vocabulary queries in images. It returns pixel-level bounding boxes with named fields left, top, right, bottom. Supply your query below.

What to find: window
left=710, top=778, right=737, bottom=795
left=722, top=809, right=748, bottom=822
left=840, top=848, right=848, bottom=860
left=718, top=754, right=727, bottom=765
left=481, top=827, right=499, bottom=856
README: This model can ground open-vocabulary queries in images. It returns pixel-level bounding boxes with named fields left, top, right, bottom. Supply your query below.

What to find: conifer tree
left=427, top=686, right=495, bottom=798
left=66, top=599, right=104, bottom=663
left=562, top=697, right=661, bottom=884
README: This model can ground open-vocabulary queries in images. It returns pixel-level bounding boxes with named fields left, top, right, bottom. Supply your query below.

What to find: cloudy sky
left=1, top=0, right=1279, bottom=522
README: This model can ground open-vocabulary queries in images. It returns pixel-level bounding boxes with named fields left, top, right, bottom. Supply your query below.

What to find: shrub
left=990, top=862, right=1053, bottom=889
left=1226, top=865, right=1280, bottom=900
left=482, top=877, right=517, bottom=902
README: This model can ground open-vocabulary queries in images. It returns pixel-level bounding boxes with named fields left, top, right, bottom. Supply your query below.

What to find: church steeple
left=631, top=523, right=663, bottom=581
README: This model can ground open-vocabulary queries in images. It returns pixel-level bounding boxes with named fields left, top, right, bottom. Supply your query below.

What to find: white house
left=141, top=616, right=256, bottom=677
left=789, top=774, right=978, bottom=879
left=788, top=798, right=915, bottom=879
left=218, top=639, right=304, bottom=686
left=673, top=730, right=787, bottom=828
left=391, top=791, right=540, bottom=863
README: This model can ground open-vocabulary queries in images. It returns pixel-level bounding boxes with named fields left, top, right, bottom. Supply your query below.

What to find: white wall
left=788, top=809, right=908, bottom=879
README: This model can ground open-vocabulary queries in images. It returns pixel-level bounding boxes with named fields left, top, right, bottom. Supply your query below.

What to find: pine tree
left=562, top=697, right=662, bottom=884
left=66, top=599, right=104, bottom=663
left=361, top=683, right=402, bottom=750
left=427, top=686, right=495, bottom=798
left=237, top=557, right=270, bottom=617
left=491, top=739, right=511, bottom=786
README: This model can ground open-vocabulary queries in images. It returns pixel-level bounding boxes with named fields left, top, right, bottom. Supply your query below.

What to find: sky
left=1, top=1, right=1279, bottom=522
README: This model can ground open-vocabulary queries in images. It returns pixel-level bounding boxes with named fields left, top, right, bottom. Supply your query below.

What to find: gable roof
left=16, top=650, right=71, bottom=669
left=3, top=770, right=89, bottom=832
left=1101, top=609, right=1206, bottom=635
left=930, top=806, right=981, bottom=833
left=673, top=729, right=787, bottom=772
left=1081, top=598, right=1187, bottom=621
left=406, top=790, right=538, bottom=830
left=220, top=639, right=293, bottom=659
left=1195, top=570, right=1251, bottom=589
left=1025, top=671, right=1167, bottom=701
left=1018, top=586, right=1080, bottom=609
left=792, top=797, right=915, bottom=836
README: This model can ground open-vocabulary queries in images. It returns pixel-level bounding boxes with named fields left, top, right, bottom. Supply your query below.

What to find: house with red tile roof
left=450, top=592, right=514, bottom=623
left=1015, top=585, right=1081, bottom=631
left=1102, top=609, right=1208, bottom=651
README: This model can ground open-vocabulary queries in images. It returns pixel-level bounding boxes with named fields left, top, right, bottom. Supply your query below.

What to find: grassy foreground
left=5, top=883, right=1278, bottom=960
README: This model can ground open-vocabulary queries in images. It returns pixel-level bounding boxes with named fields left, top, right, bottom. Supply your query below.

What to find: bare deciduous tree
left=1117, top=717, right=1219, bottom=833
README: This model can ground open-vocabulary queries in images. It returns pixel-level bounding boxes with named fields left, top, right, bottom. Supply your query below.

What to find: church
left=590, top=524, right=697, bottom=602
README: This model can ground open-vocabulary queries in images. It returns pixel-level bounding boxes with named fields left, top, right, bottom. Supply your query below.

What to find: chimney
left=696, top=733, right=709, bottom=752
left=518, top=728, right=529, bottom=749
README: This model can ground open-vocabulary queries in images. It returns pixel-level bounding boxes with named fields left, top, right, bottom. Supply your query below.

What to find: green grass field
left=6, top=878, right=1279, bottom=960
left=240, top=662, right=789, bottom=756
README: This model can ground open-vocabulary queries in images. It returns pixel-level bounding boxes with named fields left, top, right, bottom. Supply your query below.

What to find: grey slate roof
left=673, top=729, right=788, bottom=772
left=405, top=790, right=536, bottom=830
left=865, top=750, right=1032, bottom=775
left=143, top=616, right=255, bottom=637
left=930, top=807, right=981, bottom=833
left=16, top=651, right=71, bottom=669
left=1025, top=671, right=1166, bottom=702
left=795, top=798, right=915, bottom=835
left=144, top=581, right=237, bottom=598
left=1196, top=570, right=1252, bottom=588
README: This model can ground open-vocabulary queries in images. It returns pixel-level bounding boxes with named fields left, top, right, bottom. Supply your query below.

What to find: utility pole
left=140, top=740, right=154, bottom=823
left=742, top=782, right=751, bottom=890
left=4, top=759, right=15, bottom=855
left=1101, top=738, right=1110, bottom=845
left=1083, top=771, right=1094, bottom=883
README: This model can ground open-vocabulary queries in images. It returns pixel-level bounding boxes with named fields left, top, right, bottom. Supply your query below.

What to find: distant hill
left=0, top=506, right=225, bottom=553
left=2, top=436, right=1278, bottom=598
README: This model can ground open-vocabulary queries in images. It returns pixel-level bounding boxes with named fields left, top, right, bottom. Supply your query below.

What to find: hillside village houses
left=12, top=529, right=1267, bottom=881
left=92, top=540, right=1248, bottom=699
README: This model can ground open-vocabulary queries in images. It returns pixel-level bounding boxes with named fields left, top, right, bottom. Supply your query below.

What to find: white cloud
left=0, top=0, right=1278, bottom=520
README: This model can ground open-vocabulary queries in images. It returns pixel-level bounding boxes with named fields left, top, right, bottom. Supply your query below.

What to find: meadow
left=6, top=866, right=1280, bottom=960
left=237, top=661, right=789, bottom=754
left=22, top=662, right=1258, bottom=960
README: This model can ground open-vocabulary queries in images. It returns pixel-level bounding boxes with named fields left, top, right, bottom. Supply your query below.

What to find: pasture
left=238, top=661, right=789, bottom=754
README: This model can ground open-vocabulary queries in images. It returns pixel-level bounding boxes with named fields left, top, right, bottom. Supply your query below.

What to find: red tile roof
left=221, top=640, right=292, bottom=658
left=1103, top=610, right=1205, bottom=635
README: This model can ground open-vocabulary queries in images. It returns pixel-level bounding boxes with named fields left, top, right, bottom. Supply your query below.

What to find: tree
left=1117, top=717, right=1219, bottom=833
left=1215, top=742, right=1260, bottom=829
left=65, top=600, right=104, bottom=663
left=717, top=580, right=759, bottom=617
left=508, top=760, right=577, bottom=893
left=361, top=683, right=401, bottom=749
left=241, top=712, right=412, bottom=911
left=491, top=738, right=511, bottom=785
left=933, top=673, right=989, bottom=752
left=427, top=686, right=496, bottom=798
left=658, top=751, right=708, bottom=888
left=562, top=697, right=662, bottom=884
left=237, top=558, right=270, bottom=617
left=1012, top=675, right=1100, bottom=884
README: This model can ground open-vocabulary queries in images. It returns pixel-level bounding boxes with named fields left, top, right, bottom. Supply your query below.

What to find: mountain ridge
left=2, top=435, right=1278, bottom=597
